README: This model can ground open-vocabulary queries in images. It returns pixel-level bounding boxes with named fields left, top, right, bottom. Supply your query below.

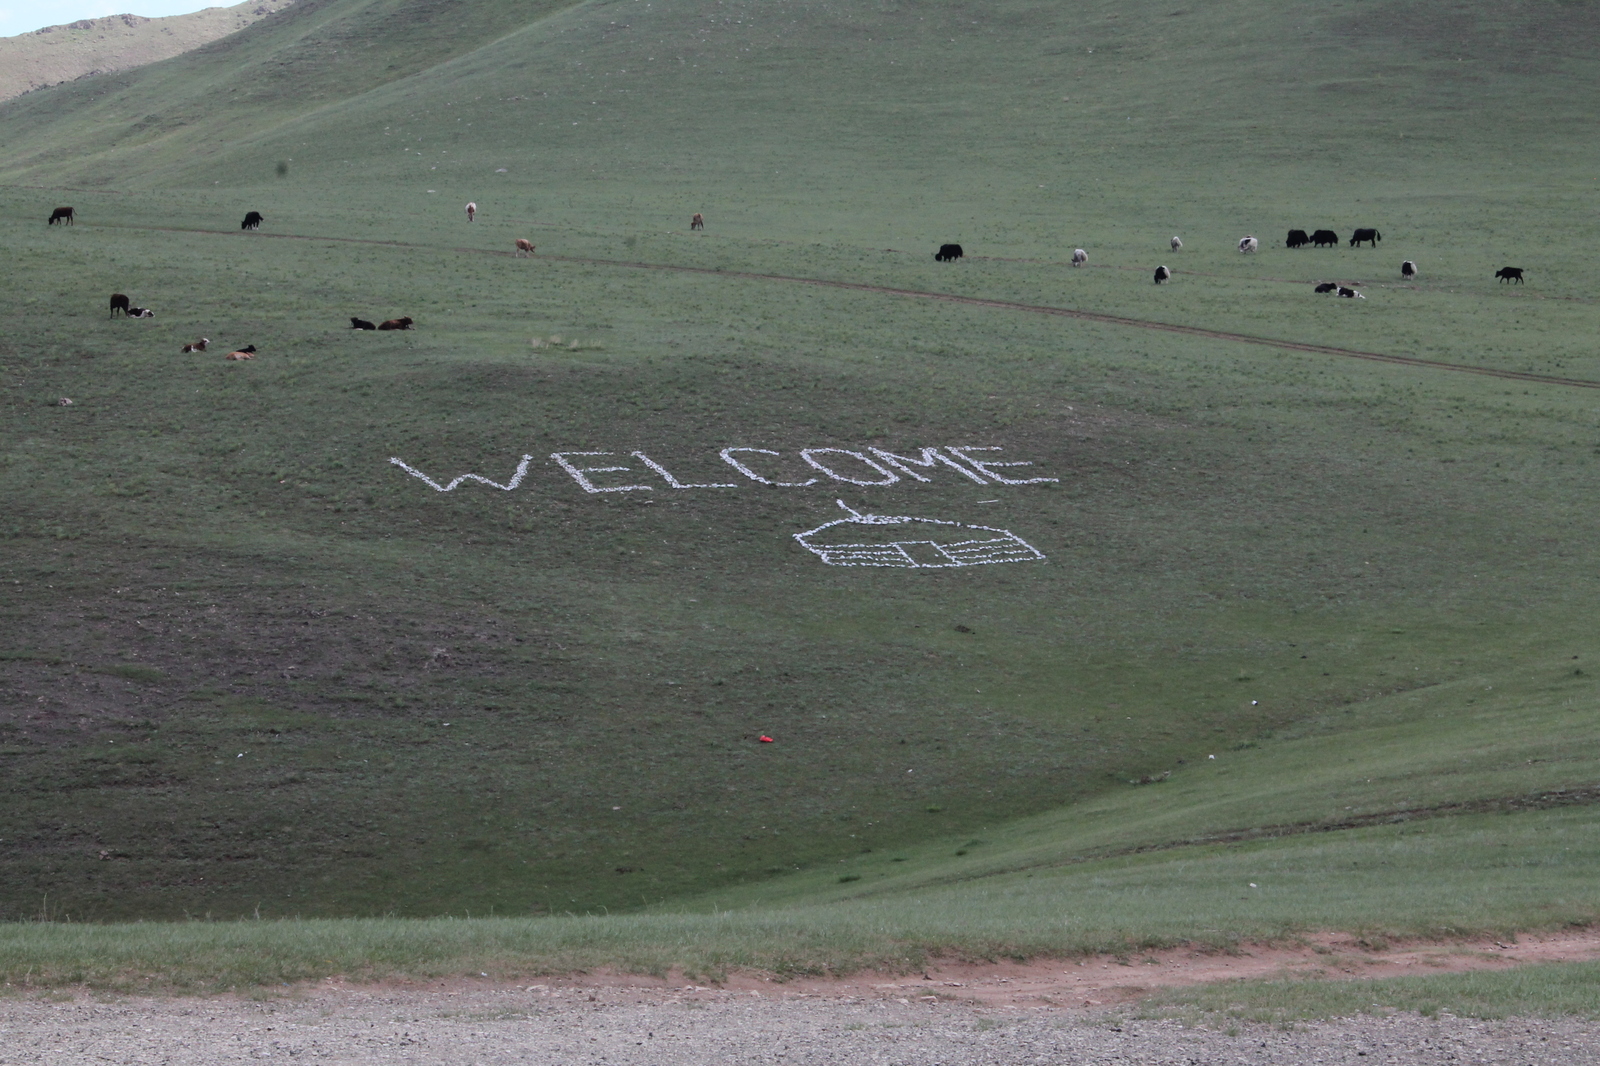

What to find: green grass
left=1, top=0, right=1600, bottom=1012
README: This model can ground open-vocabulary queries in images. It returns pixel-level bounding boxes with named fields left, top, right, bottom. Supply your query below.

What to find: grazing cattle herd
left=48, top=203, right=1539, bottom=368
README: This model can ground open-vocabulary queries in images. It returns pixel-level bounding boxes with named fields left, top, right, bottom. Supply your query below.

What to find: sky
left=0, top=1, right=220, bottom=38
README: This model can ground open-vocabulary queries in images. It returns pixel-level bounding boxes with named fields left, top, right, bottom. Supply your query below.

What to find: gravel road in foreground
left=1, top=984, right=1596, bottom=1065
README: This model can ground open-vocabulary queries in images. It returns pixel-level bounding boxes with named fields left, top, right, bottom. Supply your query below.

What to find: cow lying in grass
left=225, top=345, right=257, bottom=360
left=180, top=338, right=210, bottom=353
left=378, top=317, right=414, bottom=330
left=351, top=317, right=376, bottom=330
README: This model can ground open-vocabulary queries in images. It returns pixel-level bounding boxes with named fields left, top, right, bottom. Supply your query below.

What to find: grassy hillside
left=2, top=0, right=1599, bottom=950
left=0, top=3, right=295, bottom=105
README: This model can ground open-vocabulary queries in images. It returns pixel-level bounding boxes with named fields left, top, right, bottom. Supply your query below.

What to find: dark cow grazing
left=1350, top=228, right=1381, bottom=247
left=351, top=317, right=377, bottom=330
left=378, top=316, right=414, bottom=330
left=1286, top=229, right=1310, bottom=249
left=1496, top=267, right=1525, bottom=284
left=935, top=243, right=964, bottom=262
left=690, top=213, right=704, bottom=230
left=109, top=293, right=131, bottom=318
left=1153, top=265, right=1171, bottom=284
left=1337, top=286, right=1365, bottom=299
left=1313, top=282, right=1338, bottom=294
left=1401, top=260, right=1417, bottom=280
left=241, top=211, right=264, bottom=231
left=48, top=207, right=74, bottom=226
left=1311, top=229, right=1338, bottom=248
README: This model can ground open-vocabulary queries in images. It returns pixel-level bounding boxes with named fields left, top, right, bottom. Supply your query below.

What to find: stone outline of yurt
left=793, top=500, right=1046, bottom=568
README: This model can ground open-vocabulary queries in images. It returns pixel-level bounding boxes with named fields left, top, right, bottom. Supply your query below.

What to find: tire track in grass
left=116, top=222, right=1600, bottom=391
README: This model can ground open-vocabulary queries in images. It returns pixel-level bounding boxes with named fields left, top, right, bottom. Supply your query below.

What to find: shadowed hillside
left=2, top=0, right=1600, bottom=934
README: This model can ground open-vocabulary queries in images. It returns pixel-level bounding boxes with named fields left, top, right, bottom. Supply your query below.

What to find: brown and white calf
left=514, top=239, right=535, bottom=257
left=691, top=213, right=704, bottom=230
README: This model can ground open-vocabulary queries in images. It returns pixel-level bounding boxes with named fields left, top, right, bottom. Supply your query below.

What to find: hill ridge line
left=102, top=221, right=1600, bottom=391
left=825, top=785, right=1600, bottom=903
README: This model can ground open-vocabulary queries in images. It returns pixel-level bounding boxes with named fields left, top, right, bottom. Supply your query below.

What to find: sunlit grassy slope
left=2, top=0, right=1599, bottom=941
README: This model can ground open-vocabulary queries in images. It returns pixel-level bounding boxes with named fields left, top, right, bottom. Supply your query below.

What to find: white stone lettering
left=389, top=454, right=535, bottom=492
left=799, top=448, right=899, bottom=486
left=868, top=447, right=990, bottom=485
left=550, top=452, right=653, bottom=493
left=631, top=452, right=738, bottom=489
left=719, top=447, right=818, bottom=487
left=945, top=446, right=1058, bottom=485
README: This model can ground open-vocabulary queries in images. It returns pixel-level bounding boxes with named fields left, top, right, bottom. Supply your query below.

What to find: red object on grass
left=759, top=735, right=774, bottom=743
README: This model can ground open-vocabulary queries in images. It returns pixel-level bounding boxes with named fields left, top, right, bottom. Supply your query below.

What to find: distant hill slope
left=0, top=2, right=295, bottom=104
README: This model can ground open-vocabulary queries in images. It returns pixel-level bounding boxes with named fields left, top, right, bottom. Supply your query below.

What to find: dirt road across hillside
left=90, top=220, right=1600, bottom=392
left=4, top=934, right=1600, bottom=1063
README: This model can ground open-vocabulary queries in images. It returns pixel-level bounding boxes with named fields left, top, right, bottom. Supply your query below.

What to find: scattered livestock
left=241, top=211, right=264, bottom=231
left=1496, top=267, right=1525, bottom=284
left=1337, top=286, right=1364, bottom=299
left=1153, top=265, right=1171, bottom=284
left=1313, top=282, right=1338, bottom=294
left=378, top=316, right=415, bottom=330
left=1349, top=228, right=1381, bottom=247
left=350, top=318, right=377, bottom=330
left=180, top=338, right=210, bottom=353
left=1071, top=248, right=1088, bottom=266
left=109, top=293, right=131, bottom=318
left=1286, top=229, right=1310, bottom=249
left=1401, top=260, right=1417, bottom=280
left=225, top=345, right=257, bottom=360
left=1238, top=236, right=1258, bottom=254
left=128, top=307, right=155, bottom=318
left=935, top=243, right=964, bottom=262
left=465, top=202, right=477, bottom=222
left=1170, top=236, right=1182, bottom=251
left=1312, top=229, right=1338, bottom=248
left=691, top=213, right=705, bottom=230
left=514, top=238, right=535, bottom=257
left=48, top=207, right=74, bottom=226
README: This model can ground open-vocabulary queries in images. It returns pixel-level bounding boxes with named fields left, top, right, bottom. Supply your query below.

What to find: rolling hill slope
left=2, top=0, right=1599, bottom=943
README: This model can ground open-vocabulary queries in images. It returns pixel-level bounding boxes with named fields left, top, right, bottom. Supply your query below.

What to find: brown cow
left=514, top=239, right=535, bottom=257
left=378, top=317, right=414, bottom=330
left=109, top=293, right=130, bottom=318
left=225, top=345, right=257, bottom=360
left=690, top=213, right=704, bottom=230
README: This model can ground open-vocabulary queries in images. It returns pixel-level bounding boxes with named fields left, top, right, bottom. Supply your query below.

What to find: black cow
left=1401, top=260, right=1417, bottom=280
left=1311, top=229, right=1338, bottom=248
left=109, top=293, right=130, bottom=317
left=241, top=211, right=264, bottom=231
left=1496, top=267, right=1525, bottom=284
left=48, top=207, right=74, bottom=226
left=1286, top=229, right=1310, bottom=249
left=351, top=317, right=377, bottom=330
left=1313, top=282, right=1338, bottom=294
left=1349, top=228, right=1381, bottom=247
left=935, top=243, right=964, bottom=262
left=1337, top=286, right=1364, bottom=299
left=1153, top=265, right=1171, bottom=284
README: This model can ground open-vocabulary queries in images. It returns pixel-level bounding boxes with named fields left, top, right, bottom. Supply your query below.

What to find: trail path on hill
left=109, top=221, right=1600, bottom=392
left=4, top=933, right=1600, bottom=1061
